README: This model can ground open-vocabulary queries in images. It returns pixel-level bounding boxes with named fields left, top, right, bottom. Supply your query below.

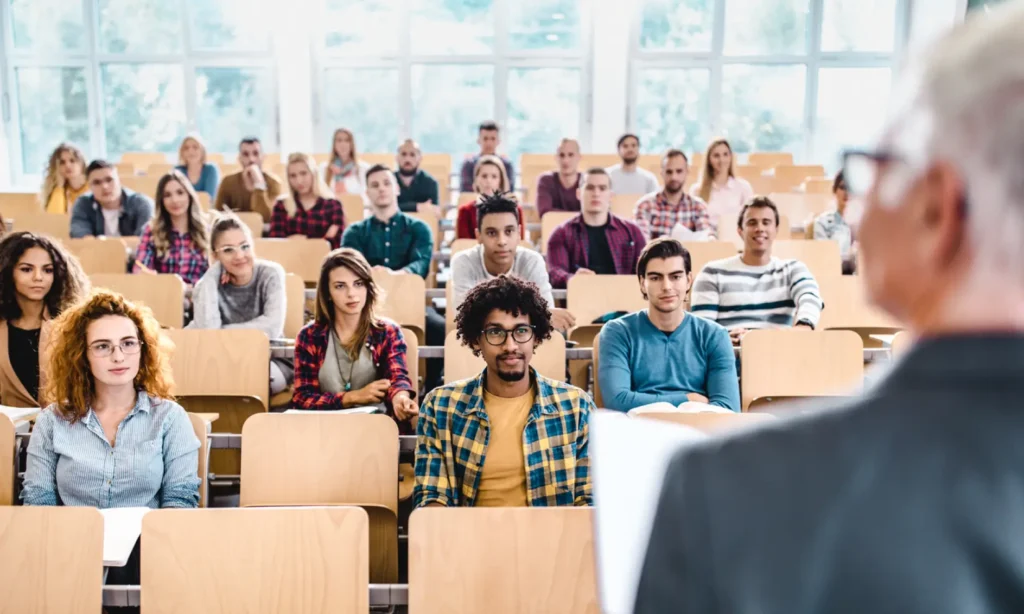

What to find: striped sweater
left=690, top=255, right=823, bottom=330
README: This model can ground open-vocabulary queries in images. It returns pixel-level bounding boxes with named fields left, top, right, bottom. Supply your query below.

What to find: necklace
left=331, top=329, right=357, bottom=392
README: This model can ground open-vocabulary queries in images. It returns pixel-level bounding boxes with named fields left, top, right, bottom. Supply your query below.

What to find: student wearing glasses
left=812, top=171, right=857, bottom=274
left=188, top=214, right=292, bottom=394
left=414, top=274, right=592, bottom=508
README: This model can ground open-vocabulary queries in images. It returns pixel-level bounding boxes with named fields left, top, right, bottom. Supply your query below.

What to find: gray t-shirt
left=606, top=163, right=660, bottom=195
left=218, top=261, right=283, bottom=330
left=189, top=258, right=286, bottom=340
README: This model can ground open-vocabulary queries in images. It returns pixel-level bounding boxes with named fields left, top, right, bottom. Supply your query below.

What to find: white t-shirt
left=606, top=164, right=660, bottom=196
left=101, top=208, right=121, bottom=237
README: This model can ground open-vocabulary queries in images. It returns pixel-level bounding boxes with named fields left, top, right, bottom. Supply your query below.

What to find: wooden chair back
left=817, top=275, right=902, bottom=333
left=768, top=192, right=833, bottom=226
left=450, top=238, right=477, bottom=256
left=240, top=413, right=398, bottom=582
left=541, top=211, right=576, bottom=254
left=734, top=164, right=765, bottom=182
left=579, top=153, right=619, bottom=169
left=772, top=239, right=843, bottom=282
left=637, top=153, right=664, bottom=180
left=121, top=152, right=168, bottom=167
left=372, top=269, right=426, bottom=341
left=90, top=273, right=186, bottom=328
left=802, top=177, right=835, bottom=194
left=747, top=174, right=780, bottom=196
left=187, top=413, right=209, bottom=507
left=747, top=152, right=794, bottom=168
left=253, top=238, right=330, bottom=284
left=283, top=273, right=306, bottom=339
left=610, top=193, right=642, bottom=219
left=115, top=162, right=137, bottom=178
left=339, top=193, right=365, bottom=224
left=67, top=238, right=129, bottom=275
left=445, top=283, right=456, bottom=334
left=444, top=330, right=566, bottom=383
left=219, top=162, right=242, bottom=176
left=407, top=211, right=440, bottom=250
left=891, top=331, right=913, bottom=357
left=197, top=191, right=211, bottom=210
left=403, top=326, right=419, bottom=393
left=628, top=409, right=775, bottom=433
left=146, top=162, right=175, bottom=177
left=772, top=165, right=828, bottom=191
left=409, top=507, right=599, bottom=614
left=0, top=192, right=43, bottom=219
left=120, top=175, right=161, bottom=199
left=235, top=211, right=264, bottom=239
left=14, top=213, right=71, bottom=241
left=567, top=275, right=646, bottom=326
left=141, top=507, right=369, bottom=614
left=262, top=152, right=283, bottom=167
left=740, top=330, right=864, bottom=410
left=164, top=328, right=270, bottom=409
left=0, top=507, right=103, bottom=612
left=683, top=240, right=738, bottom=278
left=0, top=414, right=13, bottom=505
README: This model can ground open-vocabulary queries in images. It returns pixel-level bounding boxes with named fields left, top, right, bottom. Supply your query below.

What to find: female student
left=175, top=134, right=221, bottom=196
left=813, top=171, right=857, bottom=274
left=455, top=154, right=525, bottom=240
left=269, top=153, right=346, bottom=248
left=21, top=289, right=200, bottom=509
left=691, top=138, right=754, bottom=230
left=189, top=214, right=293, bottom=394
left=293, top=248, right=417, bottom=424
left=325, top=128, right=370, bottom=197
left=39, top=143, right=89, bottom=214
left=133, top=170, right=211, bottom=285
left=0, top=232, right=89, bottom=407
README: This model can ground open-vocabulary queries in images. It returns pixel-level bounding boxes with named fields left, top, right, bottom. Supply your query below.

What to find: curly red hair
left=43, top=290, right=174, bottom=422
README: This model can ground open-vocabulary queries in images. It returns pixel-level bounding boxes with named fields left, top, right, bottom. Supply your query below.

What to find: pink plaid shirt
left=634, top=191, right=713, bottom=240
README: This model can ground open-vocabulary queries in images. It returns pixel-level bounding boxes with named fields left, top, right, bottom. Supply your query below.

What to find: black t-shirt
left=8, top=324, right=41, bottom=401
left=585, top=222, right=616, bottom=275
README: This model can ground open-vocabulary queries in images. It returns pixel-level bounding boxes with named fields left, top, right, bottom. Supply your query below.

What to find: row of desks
left=102, top=583, right=409, bottom=608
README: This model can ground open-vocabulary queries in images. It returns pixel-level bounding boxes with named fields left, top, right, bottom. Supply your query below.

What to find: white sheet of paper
left=100, top=507, right=151, bottom=567
left=0, top=405, right=40, bottom=423
left=590, top=410, right=708, bottom=614
left=284, top=406, right=382, bottom=415
left=670, top=223, right=710, bottom=242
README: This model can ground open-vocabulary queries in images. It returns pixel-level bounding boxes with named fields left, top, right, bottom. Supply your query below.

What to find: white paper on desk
left=0, top=405, right=40, bottom=423
left=670, top=223, right=710, bottom=242
left=590, top=411, right=707, bottom=614
left=100, top=507, right=150, bottom=567
left=284, top=406, right=382, bottom=415
left=628, top=400, right=732, bottom=414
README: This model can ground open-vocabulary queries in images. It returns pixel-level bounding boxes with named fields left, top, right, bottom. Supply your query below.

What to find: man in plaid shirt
left=634, top=149, right=714, bottom=241
left=414, top=275, right=592, bottom=508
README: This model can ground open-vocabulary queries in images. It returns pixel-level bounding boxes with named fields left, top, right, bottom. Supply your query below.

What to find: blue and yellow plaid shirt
left=414, top=368, right=593, bottom=508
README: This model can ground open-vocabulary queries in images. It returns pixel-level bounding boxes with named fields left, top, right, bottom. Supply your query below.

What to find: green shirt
left=395, top=169, right=440, bottom=212
left=341, top=211, right=433, bottom=278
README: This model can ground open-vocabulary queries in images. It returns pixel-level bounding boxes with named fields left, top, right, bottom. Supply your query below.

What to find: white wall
left=588, top=0, right=632, bottom=152
left=906, top=0, right=967, bottom=52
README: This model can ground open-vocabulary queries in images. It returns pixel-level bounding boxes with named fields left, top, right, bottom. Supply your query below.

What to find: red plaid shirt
left=292, top=319, right=415, bottom=417
left=634, top=191, right=713, bottom=240
left=546, top=214, right=647, bottom=289
left=132, top=224, right=209, bottom=285
left=269, top=197, right=346, bottom=248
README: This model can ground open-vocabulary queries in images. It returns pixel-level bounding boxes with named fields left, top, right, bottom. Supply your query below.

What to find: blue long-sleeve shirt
left=598, top=310, right=740, bottom=412
left=175, top=163, right=221, bottom=196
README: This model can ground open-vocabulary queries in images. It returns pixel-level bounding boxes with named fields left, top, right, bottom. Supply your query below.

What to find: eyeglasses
left=88, top=338, right=143, bottom=357
left=482, top=325, right=535, bottom=346
left=841, top=149, right=904, bottom=197
left=215, top=243, right=252, bottom=257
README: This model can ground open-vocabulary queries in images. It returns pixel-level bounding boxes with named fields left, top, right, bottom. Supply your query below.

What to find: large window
left=2, top=0, right=277, bottom=177
left=316, top=0, right=589, bottom=162
left=630, top=0, right=905, bottom=168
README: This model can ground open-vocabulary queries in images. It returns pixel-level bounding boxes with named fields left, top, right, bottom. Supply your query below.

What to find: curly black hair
left=0, top=231, right=90, bottom=321
left=475, top=191, right=520, bottom=232
left=455, top=274, right=553, bottom=356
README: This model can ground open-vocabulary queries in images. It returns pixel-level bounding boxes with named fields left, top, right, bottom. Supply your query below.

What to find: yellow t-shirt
left=475, top=388, right=534, bottom=507
left=45, top=182, right=89, bottom=214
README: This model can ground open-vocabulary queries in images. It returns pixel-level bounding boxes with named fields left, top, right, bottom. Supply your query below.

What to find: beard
left=664, top=181, right=683, bottom=195
left=495, top=352, right=527, bottom=382
left=622, top=154, right=638, bottom=165
left=398, top=166, right=418, bottom=177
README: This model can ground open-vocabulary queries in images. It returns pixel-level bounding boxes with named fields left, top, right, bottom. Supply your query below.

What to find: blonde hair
left=473, top=155, right=511, bottom=194
left=280, top=152, right=334, bottom=218
left=177, top=134, right=208, bottom=167
left=39, top=143, right=86, bottom=207
left=152, top=170, right=211, bottom=258
left=697, top=138, right=735, bottom=203
left=324, top=128, right=359, bottom=185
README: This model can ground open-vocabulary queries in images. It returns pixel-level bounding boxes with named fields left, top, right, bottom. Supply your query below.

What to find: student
left=189, top=214, right=292, bottom=394
left=39, top=142, right=89, bottom=214
left=691, top=197, right=823, bottom=342
left=133, top=170, right=210, bottom=286
left=395, top=139, right=440, bottom=215
left=213, top=136, right=282, bottom=222
left=69, top=160, right=154, bottom=238
left=21, top=289, right=200, bottom=509
left=634, top=149, right=713, bottom=241
left=450, top=192, right=575, bottom=332
left=546, top=168, right=647, bottom=289
left=0, top=232, right=89, bottom=407
left=606, top=134, right=659, bottom=195
left=598, top=238, right=739, bottom=412
left=458, top=120, right=516, bottom=192
left=455, top=154, right=525, bottom=240
left=691, top=138, right=754, bottom=232
left=813, top=171, right=857, bottom=274
left=269, top=152, right=346, bottom=248
left=535, top=138, right=582, bottom=217
left=414, top=274, right=592, bottom=508
left=292, top=248, right=418, bottom=424
left=325, top=128, right=371, bottom=197
left=175, top=134, right=220, bottom=197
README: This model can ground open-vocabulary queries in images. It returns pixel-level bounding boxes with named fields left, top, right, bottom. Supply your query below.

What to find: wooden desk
left=192, top=413, right=220, bottom=433
left=101, top=507, right=150, bottom=567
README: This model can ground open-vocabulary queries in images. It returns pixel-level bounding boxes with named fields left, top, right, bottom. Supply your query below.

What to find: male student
left=691, top=196, right=823, bottom=342
left=598, top=238, right=739, bottom=412
left=213, top=136, right=282, bottom=222
left=458, top=121, right=515, bottom=192
left=535, top=138, right=582, bottom=217
left=546, top=168, right=647, bottom=289
left=633, top=149, right=712, bottom=241
left=70, top=160, right=154, bottom=238
left=450, top=192, right=576, bottom=332
left=395, top=138, right=440, bottom=215
left=606, top=133, right=659, bottom=195
left=414, top=274, right=592, bottom=507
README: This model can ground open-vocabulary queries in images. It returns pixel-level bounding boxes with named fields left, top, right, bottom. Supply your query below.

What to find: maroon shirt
left=546, top=213, right=647, bottom=289
left=536, top=171, right=582, bottom=217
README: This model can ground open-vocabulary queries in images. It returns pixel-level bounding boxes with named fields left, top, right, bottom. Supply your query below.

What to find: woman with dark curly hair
left=413, top=274, right=593, bottom=509
left=0, top=231, right=89, bottom=407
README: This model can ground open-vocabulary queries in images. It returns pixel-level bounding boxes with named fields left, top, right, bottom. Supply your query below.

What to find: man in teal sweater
left=597, top=238, right=739, bottom=412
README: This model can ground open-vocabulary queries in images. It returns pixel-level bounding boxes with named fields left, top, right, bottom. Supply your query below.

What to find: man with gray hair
left=635, top=4, right=1024, bottom=612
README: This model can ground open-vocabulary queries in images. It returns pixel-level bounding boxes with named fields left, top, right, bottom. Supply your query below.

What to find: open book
left=0, top=405, right=41, bottom=423
left=670, top=223, right=711, bottom=242
left=628, top=400, right=732, bottom=415
left=283, top=406, right=383, bottom=415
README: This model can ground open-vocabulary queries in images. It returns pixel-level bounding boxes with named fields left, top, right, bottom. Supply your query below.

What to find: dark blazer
left=635, top=334, right=1024, bottom=614
left=69, top=188, right=154, bottom=238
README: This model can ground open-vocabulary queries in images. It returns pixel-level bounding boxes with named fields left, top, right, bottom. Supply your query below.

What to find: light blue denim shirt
left=21, top=392, right=200, bottom=509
